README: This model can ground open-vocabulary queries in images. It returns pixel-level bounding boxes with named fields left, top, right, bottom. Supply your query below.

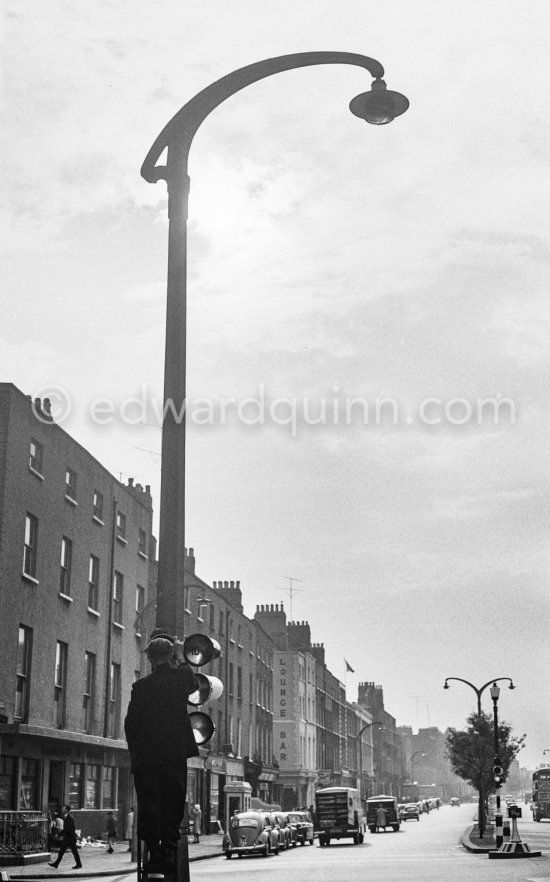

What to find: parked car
left=269, top=812, right=295, bottom=850
left=287, top=810, right=314, bottom=845
left=222, top=811, right=280, bottom=859
left=449, top=797, right=460, bottom=807
left=401, top=803, right=420, bottom=821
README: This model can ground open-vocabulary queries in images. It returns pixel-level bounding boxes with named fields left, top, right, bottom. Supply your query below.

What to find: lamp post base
left=488, top=842, right=541, bottom=858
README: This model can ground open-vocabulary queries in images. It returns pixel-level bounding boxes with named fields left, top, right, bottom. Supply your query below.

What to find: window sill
left=113, top=621, right=125, bottom=630
left=22, top=573, right=39, bottom=585
left=138, top=551, right=148, bottom=560
left=135, top=631, right=142, bottom=638
left=116, top=536, right=127, bottom=546
left=229, top=638, right=236, bottom=645
left=92, top=515, right=104, bottom=526
left=29, top=466, right=44, bottom=481
left=87, top=607, right=100, bottom=617
left=197, top=616, right=204, bottom=623
left=65, top=495, right=78, bottom=507
left=238, top=643, right=243, bottom=650
left=59, top=593, right=73, bottom=603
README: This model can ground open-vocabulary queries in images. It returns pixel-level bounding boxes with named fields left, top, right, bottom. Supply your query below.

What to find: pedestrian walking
left=124, top=629, right=198, bottom=873
left=48, top=804, right=82, bottom=870
left=105, top=811, right=118, bottom=853
left=125, top=806, right=134, bottom=851
left=375, top=805, right=387, bottom=832
left=191, top=804, right=202, bottom=843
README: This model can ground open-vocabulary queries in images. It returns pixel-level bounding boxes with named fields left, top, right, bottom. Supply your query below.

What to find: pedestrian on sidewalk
left=105, top=811, right=118, bottom=853
left=125, top=806, right=135, bottom=851
left=48, top=804, right=82, bottom=870
left=191, top=804, right=202, bottom=843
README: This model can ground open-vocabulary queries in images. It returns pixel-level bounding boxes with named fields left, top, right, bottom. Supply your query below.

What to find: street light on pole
left=410, top=750, right=429, bottom=783
left=444, top=676, right=514, bottom=840
left=141, top=51, right=408, bottom=634
left=357, top=721, right=384, bottom=803
left=142, top=51, right=408, bottom=882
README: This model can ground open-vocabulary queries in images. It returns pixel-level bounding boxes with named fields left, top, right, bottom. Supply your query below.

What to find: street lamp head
left=508, top=681, right=515, bottom=690
left=349, top=78, right=409, bottom=125
left=490, top=683, right=501, bottom=701
left=443, top=681, right=449, bottom=689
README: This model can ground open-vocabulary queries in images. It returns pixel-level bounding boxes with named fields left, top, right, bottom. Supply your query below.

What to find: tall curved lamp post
left=140, top=52, right=408, bottom=630
left=444, top=676, right=514, bottom=840
left=410, top=750, right=429, bottom=782
left=357, top=721, right=384, bottom=801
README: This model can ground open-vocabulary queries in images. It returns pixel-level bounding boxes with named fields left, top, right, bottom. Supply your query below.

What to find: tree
left=446, top=711, right=525, bottom=804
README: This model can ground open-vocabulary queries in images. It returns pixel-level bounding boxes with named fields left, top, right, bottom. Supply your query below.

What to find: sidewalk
left=5, top=836, right=224, bottom=880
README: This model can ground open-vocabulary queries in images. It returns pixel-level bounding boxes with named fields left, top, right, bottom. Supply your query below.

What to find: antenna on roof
left=280, top=576, right=304, bottom=620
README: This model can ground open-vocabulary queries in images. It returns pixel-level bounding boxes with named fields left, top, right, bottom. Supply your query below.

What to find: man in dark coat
left=124, top=630, right=198, bottom=870
left=48, top=804, right=82, bottom=869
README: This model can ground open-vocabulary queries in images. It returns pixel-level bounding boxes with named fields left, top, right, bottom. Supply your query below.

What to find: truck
left=366, top=794, right=401, bottom=833
left=532, top=768, right=550, bottom=822
left=401, top=782, right=419, bottom=803
left=315, top=787, right=366, bottom=846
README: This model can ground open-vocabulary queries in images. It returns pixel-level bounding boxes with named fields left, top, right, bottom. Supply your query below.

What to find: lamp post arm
left=141, top=51, right=385, bottom=188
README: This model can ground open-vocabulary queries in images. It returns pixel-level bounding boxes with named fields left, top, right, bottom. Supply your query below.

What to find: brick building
left=0, top=384, right=154, bottom=835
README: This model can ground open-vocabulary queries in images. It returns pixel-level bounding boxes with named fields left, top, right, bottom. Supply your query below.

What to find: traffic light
left=493, top=763, right=503, bottom=786
left=182, top=633, right=223, bottom=746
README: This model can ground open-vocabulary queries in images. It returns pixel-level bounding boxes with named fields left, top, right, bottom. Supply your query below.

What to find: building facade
left=0, top=384, right=154, bottom=835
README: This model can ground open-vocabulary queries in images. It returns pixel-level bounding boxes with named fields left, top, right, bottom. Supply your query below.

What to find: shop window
left=69, top=763, right=83, bottom=810
left=101, top=767, right=116, bottom=808
left=20, top=758, right=40, bottom=809
left=85, top=764, right=100, bottom=809
left=0, top=756, right=15, bottom=809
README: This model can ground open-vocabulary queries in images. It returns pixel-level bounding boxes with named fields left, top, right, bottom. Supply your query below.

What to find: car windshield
left=287, top=814, right=301, bottom=822
left=232, top=818, right=259, bottom=828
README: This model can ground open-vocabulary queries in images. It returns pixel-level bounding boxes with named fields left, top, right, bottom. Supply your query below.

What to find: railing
left=0, top=812, right=49, bottom=855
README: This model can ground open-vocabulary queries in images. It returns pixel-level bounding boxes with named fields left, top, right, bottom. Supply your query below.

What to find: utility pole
left=281, top=576, right=304, bottom=620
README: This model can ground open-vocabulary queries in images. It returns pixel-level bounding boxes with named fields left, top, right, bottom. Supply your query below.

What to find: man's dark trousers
left=134, top=768, right=187, bottom=849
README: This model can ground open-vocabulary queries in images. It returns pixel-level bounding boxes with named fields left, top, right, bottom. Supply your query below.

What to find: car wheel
left=309, top=838, right=314, bottom=845
left=263, top=843, right=270, bottom=857
left=352, top=833, right=358, bottom=845
left=225, top=852, right=232, bottom=859
left=358, top=833, right=364, bottom=844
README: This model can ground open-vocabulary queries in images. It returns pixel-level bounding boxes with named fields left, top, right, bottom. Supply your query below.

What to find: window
left=29, top=439, right=43, bottom=475
left=237, top=666, right=243, bottom=700
left=116, top=511, right=126, bottom=542
left=219, top=611, right=225, bottom=635
left=65, top=467, right=77, bottom=501
left=83, top=651, right=96, bottom=733
left=228, top=662, right=234, bottom=696
left=23, top=513, right=38, bottom=579
left=93, top=490, right=104, bottom=522
left=20, top=759, right=39, bottom=809
left=85, top=764, right=100, bottom=809
left=88, top=555, right=99, bottom=610
left=54, top=641, right=68, bottom=727
left=138, top=529, right=147, bottom=557
left=69, top=763, right=83, bottom=810
left=101, top=767, right=116, bottom=808
left=15, top=625, right=33, bottom=721
left=0, top=757, right=15, bottom=810
left=108, top=663, right=121, bottom=738
left=136, top=584, right=145, bottom=615
left=113, top=572, right=123, bottom=624
left=60, top=537, right=73, bottom=595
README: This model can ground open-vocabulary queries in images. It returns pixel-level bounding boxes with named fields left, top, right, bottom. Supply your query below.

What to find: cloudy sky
left=3, top=0, right=550, bottom=766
